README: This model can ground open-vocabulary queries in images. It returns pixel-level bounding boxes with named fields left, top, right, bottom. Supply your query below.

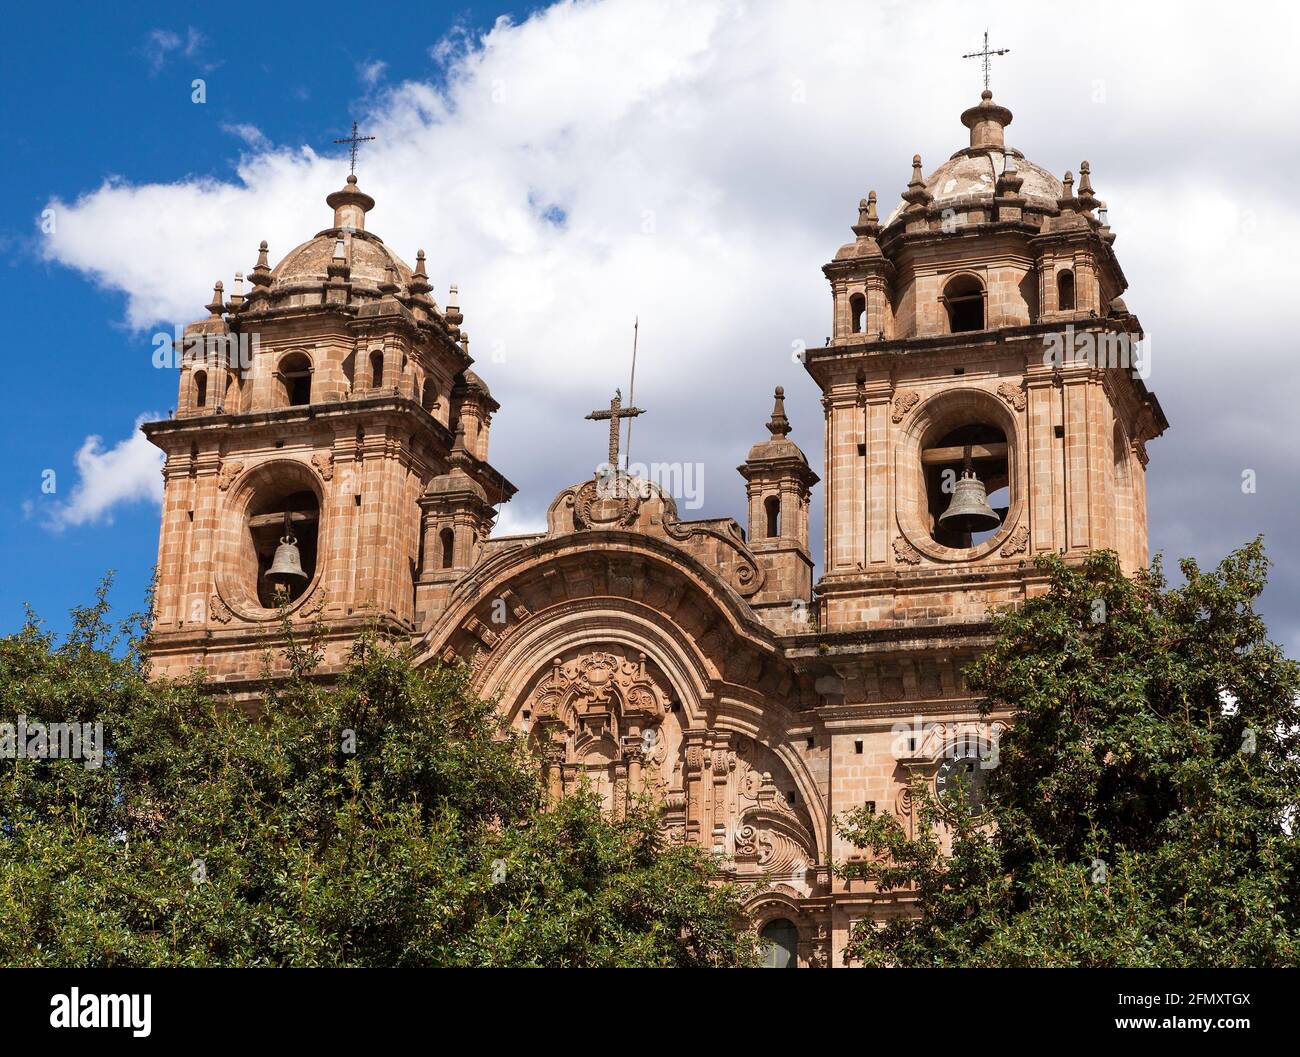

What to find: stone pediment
left=545, top=470, right=765, bottom=598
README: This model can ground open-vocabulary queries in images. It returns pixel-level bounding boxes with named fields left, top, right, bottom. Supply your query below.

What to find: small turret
left=737, top=387, right=819, bottom=623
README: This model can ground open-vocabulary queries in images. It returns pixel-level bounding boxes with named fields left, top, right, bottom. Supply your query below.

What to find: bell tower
left=796, top=88, right=1169, bottom=963
left=143, top=166, right=515, bottom=689
left=806, top=90, right=1167, bottom=633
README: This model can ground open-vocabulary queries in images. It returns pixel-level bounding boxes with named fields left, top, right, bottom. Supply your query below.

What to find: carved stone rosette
left=311, top=451, right=335, bottom=481
left=999, top=522, right=1029, bottom=557
left=996, top=381, right=1027, bottom=411
left=891, top=389, right=920, bottom=424
left=217, top=461, right=244, bottom=491
left=893, top=536, right=923, bottom=565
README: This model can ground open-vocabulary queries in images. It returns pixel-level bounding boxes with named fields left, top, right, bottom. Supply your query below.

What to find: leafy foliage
left=0, top=587, right=755, bottom=967
left=837, top=541, right=1300, bottom=967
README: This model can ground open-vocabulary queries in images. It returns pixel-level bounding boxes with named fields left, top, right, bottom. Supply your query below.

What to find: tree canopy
left=837, top=541, right=1300, bottom=967
left=0, top=589, right=755, bottom=967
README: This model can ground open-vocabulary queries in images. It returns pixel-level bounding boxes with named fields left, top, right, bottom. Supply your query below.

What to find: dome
left=251, top=174, right=420, bottom=302
left=269, top=230, right=414, bottom=294
left=881, top=91, right=1064, bottom=227
left=882, top=151, right=1062, bottom=227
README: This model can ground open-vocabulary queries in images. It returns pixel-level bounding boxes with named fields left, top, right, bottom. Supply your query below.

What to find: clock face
left=934, top=752, right=990, bottom=814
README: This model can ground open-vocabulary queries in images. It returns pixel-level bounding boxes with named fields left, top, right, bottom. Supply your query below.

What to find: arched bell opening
left=246, top=486, right=320, bottom=607
left=942, top=273, right=985, bottom=333
left=224, top=369, right=243, bottom=413
left=848, top=292, right=867, bottom=335
left=1057, top=268, right=1076, bottom=312
left=439, top=527, right=455, bottom=570
left=921, top=421, right=1009, bottom=549
left=276, top=352, right=313, bottom=407
left=764, top=495, right=781, bottom=538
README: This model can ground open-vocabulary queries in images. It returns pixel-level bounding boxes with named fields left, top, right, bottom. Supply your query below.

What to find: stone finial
left=327, top=237, right=350, bottom=283
left=996, top=153, right=1023, bottom=196
left=1077, top=161, right=1094, bottom=197
left=1096, top=200, right=1116, bottom=243
left=1057, top=170, right=1084, bottom=214
left=206, top=280, right=225, bottom=318
left=225, top=272, right=245, bottom=313
left=766, top=386, right=792, bottom=437
left=902, top=155, right=932, bottom=208
left=445, top=283, right=464, bottom=328
left=379, top=261, right=400, bottom=297
left=852, top=191, right=881, bottom=238
left=409, top=249, right=433, bottom=301
left=449, top=419, right=474, bottom=471
left=1076, top=160, right=1099, bottom=211
left=248, top=239, right=272, bottom=288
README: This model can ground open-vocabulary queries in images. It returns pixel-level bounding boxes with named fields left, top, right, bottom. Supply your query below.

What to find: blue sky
left=2, top=2, right=535, bottom=633
left=4, top=1, right=1298, bottom=653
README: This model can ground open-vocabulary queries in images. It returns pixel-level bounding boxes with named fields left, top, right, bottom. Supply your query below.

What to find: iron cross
left=585, top=389, right=644, bottom=469
left=333, top=121, right=376, bottom=175
left=962, top=30, right=1010, bottom=92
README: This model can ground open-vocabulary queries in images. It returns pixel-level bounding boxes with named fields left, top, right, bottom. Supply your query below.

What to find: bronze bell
left=266, top=531, right=309, bottom=591
left=939, top=469, right=1002, bottom=534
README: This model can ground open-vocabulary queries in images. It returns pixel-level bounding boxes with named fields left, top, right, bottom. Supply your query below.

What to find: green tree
left=837, top=541, right=1300, bottom=967
left=0, top=586, right=755, bottom=967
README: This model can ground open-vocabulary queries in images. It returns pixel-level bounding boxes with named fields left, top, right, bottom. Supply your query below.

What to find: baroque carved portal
left=516, top=649, right=819, bottom=889
left=523, top=649, right=680, bottom=816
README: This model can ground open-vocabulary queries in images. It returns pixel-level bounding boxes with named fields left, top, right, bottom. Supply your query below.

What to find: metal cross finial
left=585, top=389, right=644, bottom=470
left=333, top=121, right=376, bottom=175
left=962, top=30, right=1010, bottom=92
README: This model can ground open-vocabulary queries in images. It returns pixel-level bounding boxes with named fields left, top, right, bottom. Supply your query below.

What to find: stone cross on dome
left=962, top=30, right=1010, bottom=92
left=585, top=389, right=644, bottom=469
left=333, top=120, right=376, bottom=175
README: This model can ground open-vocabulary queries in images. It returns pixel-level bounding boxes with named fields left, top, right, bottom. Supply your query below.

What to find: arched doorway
left=759, top=918, right=798, bottom=968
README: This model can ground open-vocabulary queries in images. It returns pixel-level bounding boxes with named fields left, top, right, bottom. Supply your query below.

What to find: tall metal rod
left=623, top=317, right=640, bottom=471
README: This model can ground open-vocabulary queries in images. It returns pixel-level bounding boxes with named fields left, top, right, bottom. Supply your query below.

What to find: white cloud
left=141, top=26, right=206, bottom=75
left=358, top=60, right=388, bottom=87
left=222, top=123, right=272, bottom=151
left=44, top=415, right=165, bottom=532
left=39, top=0, right=1300, bottom=636
left=493, top=502, right=548, bottom=537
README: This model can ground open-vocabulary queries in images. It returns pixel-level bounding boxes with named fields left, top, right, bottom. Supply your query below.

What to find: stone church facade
left=143, top=91, right=1166, bottom=967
